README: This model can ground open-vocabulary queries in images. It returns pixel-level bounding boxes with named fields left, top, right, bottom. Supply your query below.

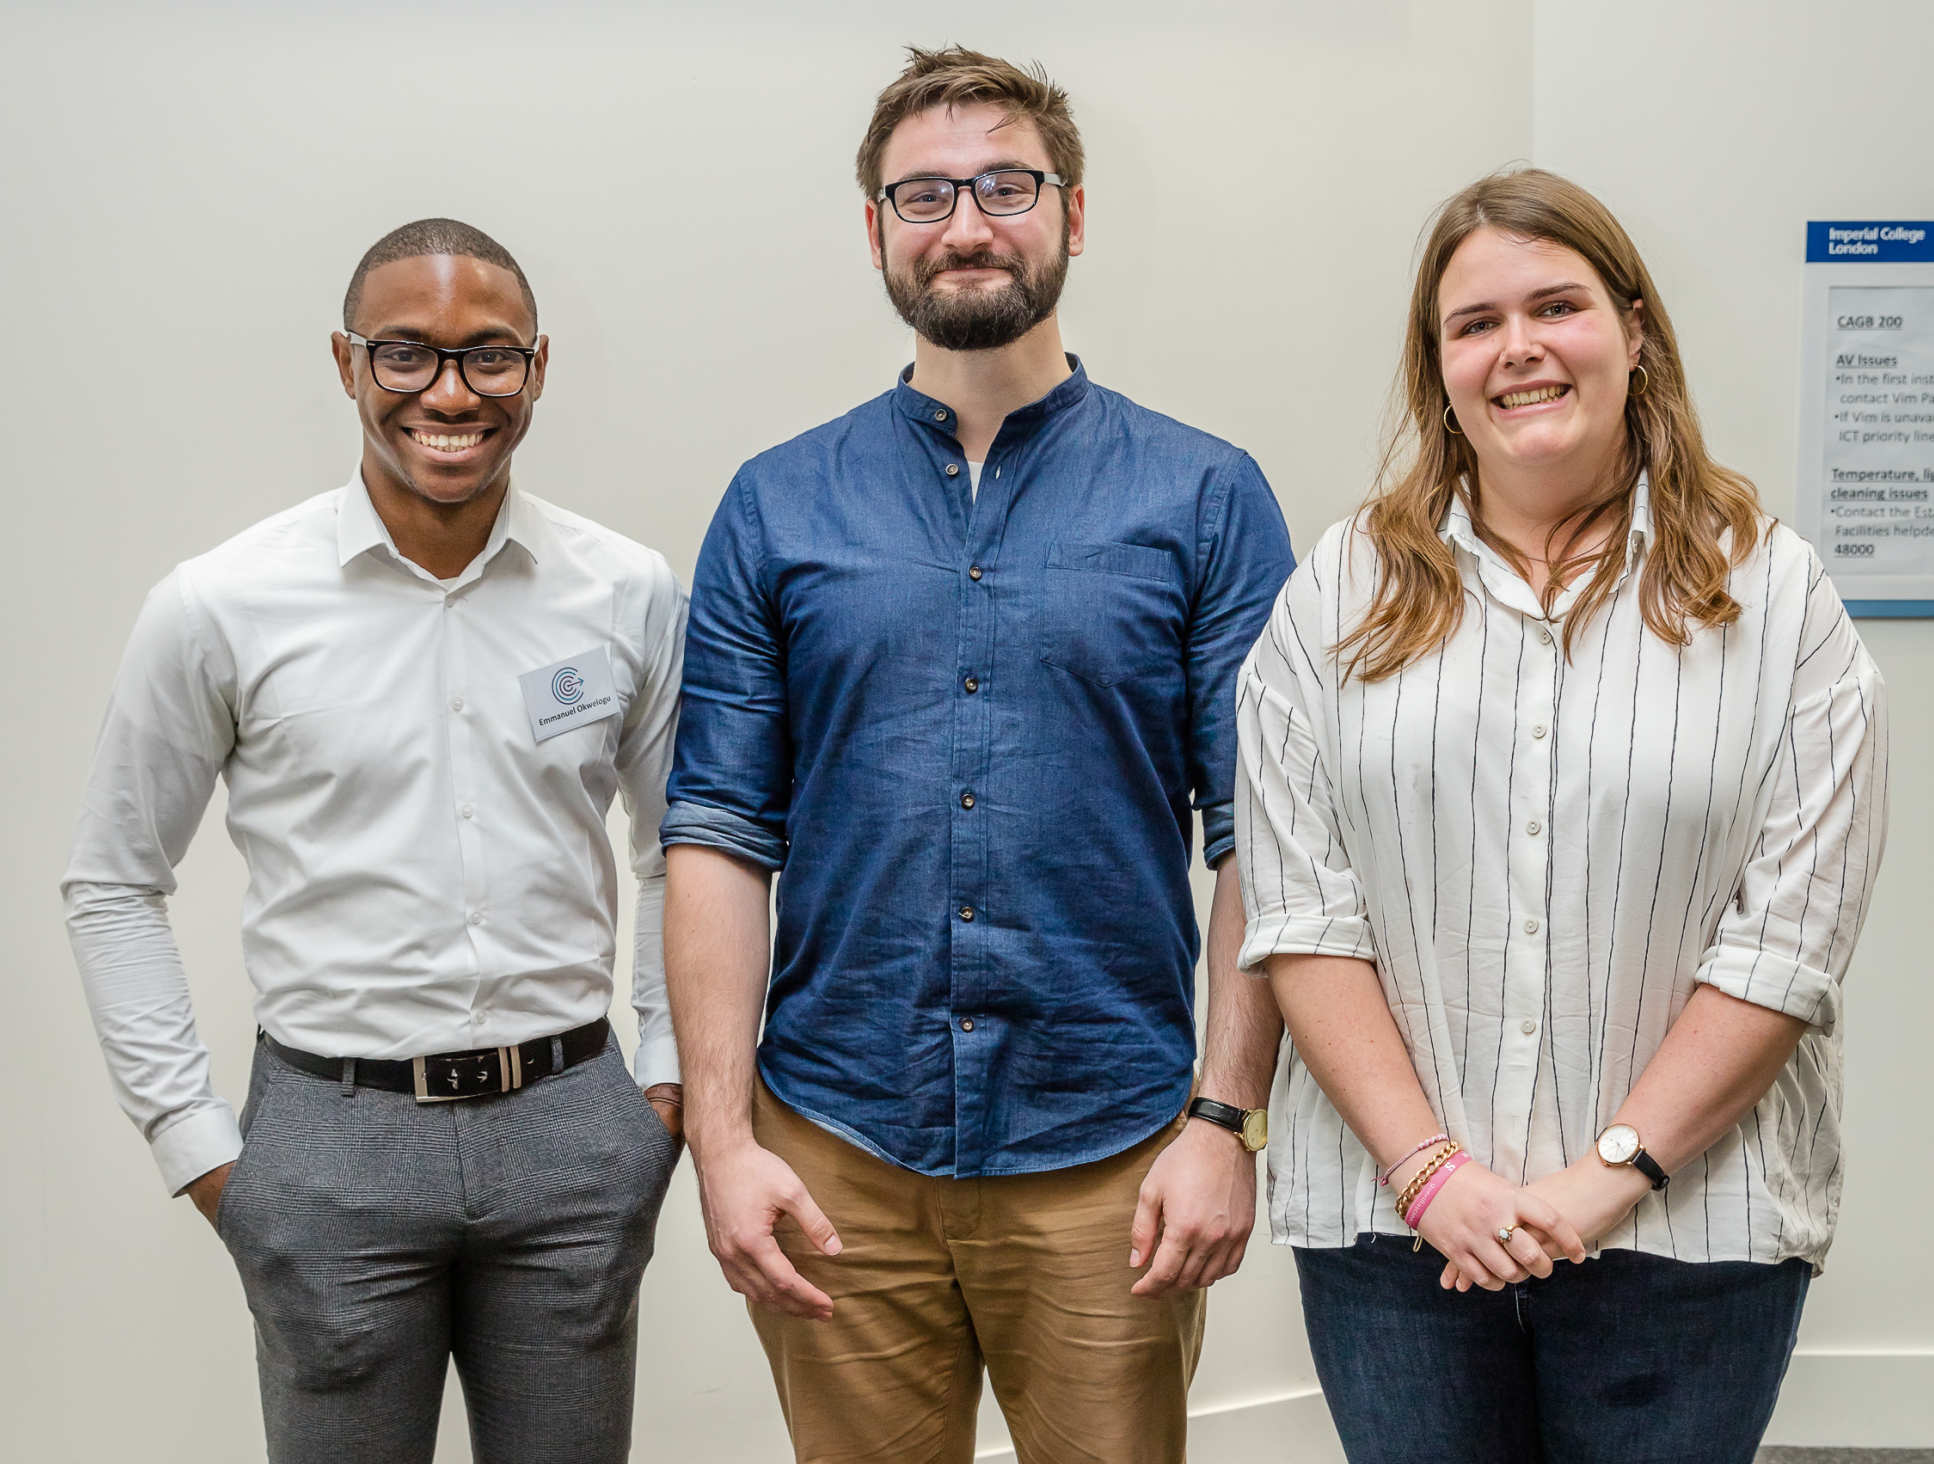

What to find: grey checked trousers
left=217, top=1032, right=679, bottom=1464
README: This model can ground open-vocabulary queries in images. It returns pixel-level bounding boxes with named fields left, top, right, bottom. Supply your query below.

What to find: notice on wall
left=1797, top=221, right=1934, bottom=616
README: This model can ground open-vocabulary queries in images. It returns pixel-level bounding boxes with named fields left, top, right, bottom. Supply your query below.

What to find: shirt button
left=959, top=906, right=975, bottom=922
left=469, top=911, right=486, bottom=927
left=960, top=1018, right=975, bottom=1032
left=1540, top=630, right=1553, bottom=645
left=1526, top=820, right=1541, bottom=836
left=1524, top=918, right=1540, bottom=935
left=963, top=676, right=979, bottom=693
left=1531, top=723, right=1547, bottom=739
left=1521, top=1019, right=1539, bottom=1036
left=969, top=565, right=984, bottom=581
left=946, top=463, right=960, bottom=477
left=960, top=791, right=976, bottom=809
left=933, top=409, right=948, bottom=422
left=461, top=803, right=476, bottom=820
left=450, top=696, right=465, bottom=713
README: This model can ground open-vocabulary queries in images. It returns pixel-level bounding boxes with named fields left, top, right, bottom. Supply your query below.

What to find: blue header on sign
left=1807, top=221, right=1934, bottom=262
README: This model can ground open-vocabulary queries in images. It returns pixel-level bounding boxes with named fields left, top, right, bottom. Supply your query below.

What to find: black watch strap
left=1632, top=1148, right=1669, bottom=1191
left=1188, top=1097, right=1247, bottom=1132
left=1186, top=1097, right=1266, bottom=1151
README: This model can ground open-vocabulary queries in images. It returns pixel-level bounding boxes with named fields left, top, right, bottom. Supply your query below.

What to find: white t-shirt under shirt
left=968, top=460, right=984, bottom=502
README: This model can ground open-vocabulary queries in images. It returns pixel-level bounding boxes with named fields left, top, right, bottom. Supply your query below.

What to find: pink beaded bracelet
left=1402, top=1150, right=1470, bottom=1229
left=1379, top=1132, right=1451, bottom=1187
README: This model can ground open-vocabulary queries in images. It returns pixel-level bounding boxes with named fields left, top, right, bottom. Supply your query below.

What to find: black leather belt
left=263, top=1018, right=610, bottom=1103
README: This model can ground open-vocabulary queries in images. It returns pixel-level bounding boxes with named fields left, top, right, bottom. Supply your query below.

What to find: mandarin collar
left=891, top=354, right=1091, bottom=434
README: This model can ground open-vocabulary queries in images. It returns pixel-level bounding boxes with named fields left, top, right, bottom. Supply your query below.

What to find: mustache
left=914, top=249, right=1020, bottom=287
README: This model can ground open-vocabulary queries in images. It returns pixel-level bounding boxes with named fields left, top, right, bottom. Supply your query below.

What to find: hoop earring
left=1630, top=364, right=1650, bottom=397
left=1443, top=403, right=1463, bottom=436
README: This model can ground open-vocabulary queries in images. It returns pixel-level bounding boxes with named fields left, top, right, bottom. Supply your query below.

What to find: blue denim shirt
left=663, top=360, right=1293, bottom=1176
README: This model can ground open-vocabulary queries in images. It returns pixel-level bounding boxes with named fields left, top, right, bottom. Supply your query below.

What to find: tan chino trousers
left=749, top=1080, right=1206, bottom=1464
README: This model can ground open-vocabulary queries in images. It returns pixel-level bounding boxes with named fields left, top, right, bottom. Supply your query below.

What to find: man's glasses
left=344, top=332, right=536, bottom=397
left=877, top=169, right=1066, bottom=225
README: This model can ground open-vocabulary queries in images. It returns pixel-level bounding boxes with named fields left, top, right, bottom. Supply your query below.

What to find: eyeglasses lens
left=973, top=171, right=1041, bottom=215
left=456, top=347, right=529, bottom=395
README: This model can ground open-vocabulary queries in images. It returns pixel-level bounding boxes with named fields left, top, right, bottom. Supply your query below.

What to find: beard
left=882, top=221, right=1070, bottom=352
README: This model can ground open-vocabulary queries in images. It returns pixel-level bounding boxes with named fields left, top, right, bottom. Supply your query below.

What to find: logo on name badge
left=519, top=647, right=620, bottom=744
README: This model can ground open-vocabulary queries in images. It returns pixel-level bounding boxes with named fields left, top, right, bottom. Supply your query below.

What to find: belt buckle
left=412, top=1045, right=523, bottom=1103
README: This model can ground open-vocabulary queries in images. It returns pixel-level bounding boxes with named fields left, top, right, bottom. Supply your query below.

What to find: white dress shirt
left=1236, top=482, right=1888, bottom=1267
left=63, top=477, right=686, bottom=1195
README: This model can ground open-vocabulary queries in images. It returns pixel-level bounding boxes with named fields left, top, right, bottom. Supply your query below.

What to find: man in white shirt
left=62, top=217, right=685, bottom=1464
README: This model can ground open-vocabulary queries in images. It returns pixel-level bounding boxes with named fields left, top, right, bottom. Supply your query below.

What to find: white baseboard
left=974, top=1386, right=1340, bottom=1462
left=1764, top=1350, right=1934, bottom=1448
left=972, top=1351, right=1934, bottom=1461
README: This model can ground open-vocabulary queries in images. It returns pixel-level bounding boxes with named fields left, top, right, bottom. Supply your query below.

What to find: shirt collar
left=1439, top=472, right=1655, bottom=561
left=336, top=473, right=394, bottom=566
left=1439, top=474, right=1653, bottom=621
left=336, top=472, right=544, bottom=576
left=1624, top=473, right=1654, bottom=556
left=891, top=353, right=1092, bottom=434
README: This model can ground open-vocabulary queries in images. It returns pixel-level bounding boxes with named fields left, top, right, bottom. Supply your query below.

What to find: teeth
left=411, top=430, right=485, bottom=451
left=1499, top=386, right=1567, bottom=409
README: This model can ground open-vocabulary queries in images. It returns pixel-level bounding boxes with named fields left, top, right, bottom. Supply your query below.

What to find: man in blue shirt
left=664, top=46, right=1294, bottom=1463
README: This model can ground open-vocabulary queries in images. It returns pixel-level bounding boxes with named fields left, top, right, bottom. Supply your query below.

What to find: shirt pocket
left=1036, top=540, right=1184, bottom=687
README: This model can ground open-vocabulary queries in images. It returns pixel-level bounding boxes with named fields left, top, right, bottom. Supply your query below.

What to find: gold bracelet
left=1394, top=1140, right=1456, bottom=1204
left=1399, top=1144, right=1466, bottom=1224
left=1396, top=1141, right=1461, bottom=1212
left=1394, top=1141, right=1460, bottom=1216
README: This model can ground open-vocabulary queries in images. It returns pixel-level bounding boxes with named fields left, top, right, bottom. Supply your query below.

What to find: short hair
left=855, top=45, right=1084, bottom=200
left=341, top=217, right=537, bottom=332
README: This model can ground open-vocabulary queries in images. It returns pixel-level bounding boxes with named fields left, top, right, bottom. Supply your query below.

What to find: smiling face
left=331, top=253, right=547, bottom=511
left=866, top=101, right=1085, bottom=351
left=1437, top=227, right=1642, bottom=493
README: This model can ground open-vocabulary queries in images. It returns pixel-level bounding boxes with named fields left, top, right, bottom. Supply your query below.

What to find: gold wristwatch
left=1594, top=1122, right=1669, bottom=1191
left=1187, top=1097, right=1268, bottom=1152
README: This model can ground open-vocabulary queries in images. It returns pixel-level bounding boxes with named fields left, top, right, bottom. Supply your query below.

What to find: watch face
left=1240, top=1109, right=1269, bottom=1152
left=1597, top=1123, right=1640, bottom=1164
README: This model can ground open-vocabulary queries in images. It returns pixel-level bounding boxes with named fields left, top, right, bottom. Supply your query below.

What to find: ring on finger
left=1496, top=1224, right=1517, bottom=1245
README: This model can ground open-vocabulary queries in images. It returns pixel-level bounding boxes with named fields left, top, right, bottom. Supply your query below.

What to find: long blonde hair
left=1338, top=169, right=1762, bottom=682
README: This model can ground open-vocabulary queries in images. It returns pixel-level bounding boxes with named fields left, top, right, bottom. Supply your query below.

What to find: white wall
left=1532, top=0, right=1934, bottom=1446
left=0, top=3, right=1529, bottom=1459
left=9, top=0, right=1924, bottom=1459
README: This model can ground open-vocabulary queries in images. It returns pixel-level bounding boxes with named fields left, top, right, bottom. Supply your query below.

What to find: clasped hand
left=1412, top=1155, right=1650, bottom=1292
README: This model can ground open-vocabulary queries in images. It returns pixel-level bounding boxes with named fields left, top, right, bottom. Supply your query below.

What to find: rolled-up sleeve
left=61, top=569, right=242, bottom=1195
left=1695, top=564, right=1889, bottom=1033
left=1233, top=562, right=1375, bottom=972
left=1187, top=452, right=1294, bottom=868
left=662, top=474, right=791, bottom=870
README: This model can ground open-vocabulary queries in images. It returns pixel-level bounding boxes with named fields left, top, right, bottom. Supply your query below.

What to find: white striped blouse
left=1235, top=482, right=1889, bottom=1267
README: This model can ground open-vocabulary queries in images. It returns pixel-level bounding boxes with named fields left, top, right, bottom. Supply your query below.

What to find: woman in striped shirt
left=1235, top=169, right=1888, bottom=1462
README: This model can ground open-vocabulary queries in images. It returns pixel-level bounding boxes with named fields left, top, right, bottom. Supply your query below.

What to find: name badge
left=519, top=647, right=621, bottom=744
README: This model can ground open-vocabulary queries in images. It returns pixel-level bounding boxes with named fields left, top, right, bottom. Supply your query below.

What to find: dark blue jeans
left=1293, top=1234, right=1810, bottom=1464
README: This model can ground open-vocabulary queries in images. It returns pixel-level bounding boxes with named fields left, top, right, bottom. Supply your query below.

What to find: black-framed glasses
left=878, top=169, right=1066, bottom=224
left=344, top=331, right=536, bottom=397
